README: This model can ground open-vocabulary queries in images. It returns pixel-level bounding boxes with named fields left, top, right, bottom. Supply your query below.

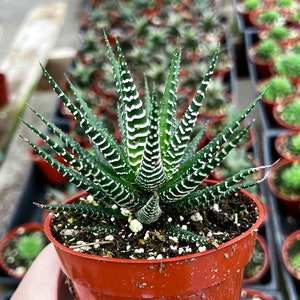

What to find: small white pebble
left=198, top=246, right=207, bottom=252
left=105, top=235, right=114, bottom=241
left=134, top=248, right=145, bottom=254
left=213, top=204, right=220, bottom=212
left=129, top=219, right=143, bottom=233
left=191, top=212, right=202, bottom=222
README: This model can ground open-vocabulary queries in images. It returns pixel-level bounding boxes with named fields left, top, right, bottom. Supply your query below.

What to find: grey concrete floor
left=0, top=0, right=83, bottom=239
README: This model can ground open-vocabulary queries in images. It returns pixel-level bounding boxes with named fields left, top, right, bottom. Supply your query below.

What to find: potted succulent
left=275, top=129, right=300, bottom=160
left=267, top=159, right=300, bottom=215
left=248, top=39, right=283, bottom=78
left=20, top=36, right=269, bottom=299
left=273, top=96, right=300, bottom=129
left=0, top=223, right=48, bottom=279
left=258, top=25, right=300, bottom=48
left=249, top=7, right=288, bottom=29
left=257, top=76, right=297, bottom=117
left=235, top=0, right=265, bottom=27
left=282, top=229, right=300, bottom=281
left=272, top=51, right=300, bottom=85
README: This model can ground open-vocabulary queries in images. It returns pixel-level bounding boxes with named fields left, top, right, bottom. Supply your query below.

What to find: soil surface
left=48, top=192, right=259, bottom=259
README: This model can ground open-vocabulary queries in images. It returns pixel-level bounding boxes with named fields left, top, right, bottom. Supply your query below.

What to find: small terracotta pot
left=0, top=223, right=45, bottom=279
left=243, top=234, right=270, bottom=285
left=249, top=7, right=289, bottom=30
left=0, top=73, right=9, bottom=108
left=275, top=129, right=300, bottom=160
left=248, top=44, right=277, bottom=79
left=256, top=77, right=297, bottom=123
left=267, top=159, right=300, bottom=215
left=273, top=97, right=300, bottom=129
left=282, top=229, right=300, bottom=281
left=44, top=187, right=264, bottom=299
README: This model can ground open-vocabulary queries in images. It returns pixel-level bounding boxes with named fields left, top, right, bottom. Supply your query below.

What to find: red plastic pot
left=0, top=223, right=44, bottom=279
left=275, top=129, right=300, bottom=161
left=273, top=97, right=300, bottom=130
left=267, top=159, right=300, bottom=215
left=241, top=288, right=275, bottom=300
left=282, top=229, right=300, bottom=281
left=0, top=73, right=9, bottom=108
left=249, top=7, right=289, bottom=30
left=30, top=139, right=69, bottom=185
left=44, top=188, right=264, bottom=300
left=248, top=44, right=277, bottom=79
left=243, top=233, right=270, bottom=285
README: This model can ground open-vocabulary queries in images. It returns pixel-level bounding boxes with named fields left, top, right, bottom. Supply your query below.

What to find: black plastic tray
left=263, top=129, right=300, bottom=300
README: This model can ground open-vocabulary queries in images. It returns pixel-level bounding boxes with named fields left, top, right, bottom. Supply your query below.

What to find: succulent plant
left=259, top=76, right=296, bottom=103
left=21, top=35, right=268, bottom=259
left=253, top=40, right=282, bottom=62
left=243, top=0, right=260, bottom=11
left=274, top=52, right=300, bottom=78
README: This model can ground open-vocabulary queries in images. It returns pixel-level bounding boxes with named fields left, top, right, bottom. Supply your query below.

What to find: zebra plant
left=22, top=34, right=269, bottom=258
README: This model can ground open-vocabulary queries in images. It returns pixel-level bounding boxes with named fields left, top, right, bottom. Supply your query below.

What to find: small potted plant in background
left=268, top=159, right=300, bottom=215
left=20, top=35, right=269, bottom=299
left=243, top=233, right=270, bottom=285
left=249, top=7, right=288, bottom=30
left=273, top=96, right=300, bottom=129
left=275, top=129, right=300, bottom=160
left=257, top=75, right=297, bottom=116
left=272, top=51, right=300, bottom=85
left=282, top=229, right=300, bottom=282
left=0, top=223, right=48, bottom=279
left=248, top=39, right=283, bottom=78
left=258, top=25, right=300, bottom=48
left=235, top=0, right=264, bottom=27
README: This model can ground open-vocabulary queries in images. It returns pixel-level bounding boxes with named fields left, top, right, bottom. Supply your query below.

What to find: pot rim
left=282, top=229, right=300, bottom=281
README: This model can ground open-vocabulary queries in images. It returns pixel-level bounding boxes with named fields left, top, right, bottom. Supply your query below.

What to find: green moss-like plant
left=259, top=76, right=296, bottom=103
left=291, top=134, right=300, bottom=154
left=277, top=98, right=300, bottom=126
left=276, top=0, right=293, bottom=8
left=279, top=163, right=300, bottom=195
left=253, top=40, right=282, bottom=62
left=274, top=52, right=300, bottom=78
left=243, top=0, right=260, bottom=11
left=17, top=232, right=46, bottom=261
left=257, top=10, right=282, bottom=26
left=267, top=25, right=291, bottom=41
